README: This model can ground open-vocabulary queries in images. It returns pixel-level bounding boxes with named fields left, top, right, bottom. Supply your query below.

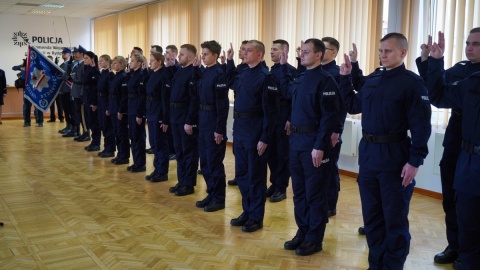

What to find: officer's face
left=150, top=55, right=161, bottom=70
left=98, top=57, right=108, bottom=69
left=270, top=44, right=284, bottom=63
left=465, top=32, right=480, bottom=63
left=111, top=60, right=124, bottom=72
left=201, top=48, right=217, bottom=67
left=239, top=44, right=246, bottom=60
left=379, top=38, right=406, bottom=70
left=322, top=42, right=337, bottom=63
left=61, top=52, right=70, bottom=61
left=83, top=55, right=92, bottom=66
left=243, top=43, right=263, bottom=65
left=178, top=48, right=192, bottom=67
left=300, top=42, right=322, bottom=68
left=130, top=57, right=142, bottom=71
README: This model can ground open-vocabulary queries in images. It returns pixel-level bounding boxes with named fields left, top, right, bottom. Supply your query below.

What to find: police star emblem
left=30, top=68, right=50, bottom=91
left=12, top=31, right=29, bottom=47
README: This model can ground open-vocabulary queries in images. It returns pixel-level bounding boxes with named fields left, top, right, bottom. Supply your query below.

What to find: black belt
left=461, top=140, right=480, bottom=155
left=200, top=104, right=215, bottom=111
left=362, top=132, right=407, bottom=143
left=279, top=100, right=291, bottom=107
left=128, top=94, right=138, bottom=99
left=147, top=96, right=160, bottom=101
left=97, top=93, right=107, bottom=97
left=109, top=94, right=120, bottom=99
left=171, top=102, right=187, bottom=108
left=291, top=125, right=317, bottom=133
left=233, top=110, right=263, bottom=119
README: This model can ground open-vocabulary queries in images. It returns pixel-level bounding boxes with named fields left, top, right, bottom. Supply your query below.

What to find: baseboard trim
left=338, top=169, right=443, bottom=200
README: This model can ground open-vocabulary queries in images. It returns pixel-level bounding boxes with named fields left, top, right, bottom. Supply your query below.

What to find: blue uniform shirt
left=271, top=63, right=297, bottom=124
left=146, top=67, right=170, bottom=124
left=193, top=63, right=229, bottom=135
left=226, top=59, right=278, bottom=144
left=108, top=70, right=128, bottom=114
left=339, top=63, right=431, bottom=171
left=169, top=64, right=198, bottom=125
left=82, top=65, right=99, bottom=106
left=278, top=64, right=339, bottom=152
left=426, top=57, right=480, bottom=195
left=127, top=68, right=146, bottom=117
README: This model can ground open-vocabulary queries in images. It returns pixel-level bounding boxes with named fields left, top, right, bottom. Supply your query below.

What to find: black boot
left=58, top=123, right=71, bottom=134
left=62, top=125, right=79, bottom=137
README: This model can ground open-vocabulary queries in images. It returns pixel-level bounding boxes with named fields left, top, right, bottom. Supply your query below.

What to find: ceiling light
left=40, top=4, right=64, bottom=9
left=28, top=10, right=51, bottom=14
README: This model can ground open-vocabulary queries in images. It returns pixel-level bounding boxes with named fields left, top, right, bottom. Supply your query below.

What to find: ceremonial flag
left=24, top=45, right=64, bottom=113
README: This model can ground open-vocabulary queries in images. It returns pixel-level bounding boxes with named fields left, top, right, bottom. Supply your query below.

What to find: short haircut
left=304, top=38, right=326, bottom=60
left=133, top=46, right=143, bottom=54
left=273, top=39, right=289, bottom=50
left=247, top=40, right=265, bottom=55
left=151, top=45, right=163, bottom=53
left=380, top=32, right=409, bottom=50
left=241, top=40, right=249, bottom=45
left=151, top=51, right=165, bottom=66
left=321, top=37, right=340, bottom=51
left=131, top=53, right=145, bottom=63
left=180, top=44, right=197, bottom=55
left=99, top=54, right=112, bottom=65
left=201, top=40, right=222, bottom=56
left=166, top=45, right=178, bottom=54
left=470, top=27, right=480, bottom=33
left=112, top=56, right=127, bottom=67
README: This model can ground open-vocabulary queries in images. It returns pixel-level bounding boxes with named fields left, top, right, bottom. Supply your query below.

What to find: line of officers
left=52, top=28, right=480, bottom=269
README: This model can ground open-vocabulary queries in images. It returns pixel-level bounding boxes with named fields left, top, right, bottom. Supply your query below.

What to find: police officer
left=192, top=40, right=229, bottom=212
left=96, top=54, right=115, bottom=158
left=167, top=44, right=199, bottom=196
left=338, top=33, right=431, bottom=269
left=82, top=51, right=101, bottom=152
left=108, top=56, right=130, bottom=165
left=0, top=68, right=6, bottom=124
left=58, top=48, right=74, bottom=135
left=277, top=38, right=339, bottom=256
left=426, top=30, right=480, bottom=270
left=145, top=51, right=171, bottom=182
left=126, top=54, right=147, bottom=173
left=266, top=39, right=297, bottom=202
left=226, top=40, right=278, bottom=232
left=417, top=28, right=480, bottom=269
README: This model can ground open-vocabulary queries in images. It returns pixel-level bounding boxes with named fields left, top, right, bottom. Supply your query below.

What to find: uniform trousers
left=267, top=122, right=290, bottom=193
left=148, top=118, right=169, bottom=175
left=128, top=115, right=146, bottom=166
left=171, top=123, right=198, bottom=187
left=97, top=97, right=115, bottom=152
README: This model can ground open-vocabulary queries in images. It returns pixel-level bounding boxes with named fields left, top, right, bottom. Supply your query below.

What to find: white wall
left=0, top=14, right=91, bottom=85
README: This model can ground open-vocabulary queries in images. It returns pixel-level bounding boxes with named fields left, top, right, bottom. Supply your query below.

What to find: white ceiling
left=0, top=0, right=160, bottom=19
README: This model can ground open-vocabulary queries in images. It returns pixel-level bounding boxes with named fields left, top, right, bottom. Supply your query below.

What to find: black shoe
left=284, top=236, right=305, bottom=250
left=47, top=119, right=55, bottom=122
left=37, top=123, right=43, bottom=127
left=453, top=259, right=461, bottom=270
left=295, top=241, right=322, bottom=256
left=23, top=123, right=31, bottom=127
left=169, top=154, right=176, bottom=160
left=328, top=209, right=337, bottom=217
left=59, top=127, right=69, bottom=133
left=112, top=158, right=129, bottom=165
left=169, top=183, right=181, bottom=193
left=358, top=226, right=366, bottom=235
left=76, top=135, right=91, bottom=142
left=60, top=119, right=64, bottom=123
left=145, top=171, right=157, bottom=181
left=149, top=173, right=168, bottom=183
left=231, top=213, right=249, bottom=226
left=130, top=164, right=146, bottom=173
left=175, top=185, right=194, bottom=196
left=197, top=169, right=203, bottom=175
left=73, top=133, right=85, bottom=141
left=270, top=191, right=286, bottom=202
left=266, top=185, right=275, bottom=197
left=146, top=148, right=154, bottom=154
left=227, top=178, right=237, bottom=186
left=204, top=201, right=225, bottom=212
left=62, top=130, right=79, bottom=137
left=434, top=246, right=458, bottom=264
left=99, top=151, right=115, bottom=158
left=86, top=145, right=100, bottom=152
left=196, top=195, right=212, bottom=208
left=242, top=220, right=263, bottom=232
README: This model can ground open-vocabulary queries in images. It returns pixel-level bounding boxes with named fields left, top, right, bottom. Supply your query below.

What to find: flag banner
left=24, top=45, right=64, bottom=113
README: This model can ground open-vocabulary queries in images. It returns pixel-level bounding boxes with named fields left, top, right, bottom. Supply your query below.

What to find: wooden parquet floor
left=0, top=119, right=454, bottom=269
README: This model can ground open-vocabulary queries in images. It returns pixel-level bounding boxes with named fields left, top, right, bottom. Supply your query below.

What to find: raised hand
left=420, top=34, right=432, bottom=61
left=220, top=51, right=226, bottom=64
left=349, top=43, right=358, bottom=63
left=279, top=50, right=288, bottom=65
left=296, top=40, right=304, bottom=58
left=227, top=42, right=234, bottom=60
left=430, top=31, right=445, bottom=59
left=339, top=53, right=352, bottom=75
left=193, top=55, right=201, bottom=67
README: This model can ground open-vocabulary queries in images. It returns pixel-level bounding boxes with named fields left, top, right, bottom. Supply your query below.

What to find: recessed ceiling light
left=40, top=4, right=64, bottom=9
left=28, top=9, right=51, bottom=14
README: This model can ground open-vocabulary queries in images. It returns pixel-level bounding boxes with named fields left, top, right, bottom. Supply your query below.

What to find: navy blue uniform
left=108, top=70, right=130, bottom=161
left=127, top=68, right=147, bottom=167
left=82, top=65, right=101, bottom=147
left=226, top=59, right=278, bottom=223
left=97, top=69, right=115, bottom=153
left=71, top=61, right=85, bottom=133
left=268, top=63, right=297, bottom=194
left=169, top=65, right=199, bottom=188
left=278, top=64, right=339, bottom=244
left=339, top=64, right=431, bottom=269
left=417, top=57, right=480, bottom=254
left=0, top=69, right=6, bottom=106
left=193, top=63, right=229, bottom=204
left=426, top=57, right=480, bottom=269
left=146, top=68, right=171, bottom=176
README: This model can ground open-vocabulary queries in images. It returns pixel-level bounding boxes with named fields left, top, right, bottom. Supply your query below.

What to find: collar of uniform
left=382, top=63, right=406, bottom=77
left=304, top=64, right=322, bottom=74
left=322, top=60, right=337, bottom=69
